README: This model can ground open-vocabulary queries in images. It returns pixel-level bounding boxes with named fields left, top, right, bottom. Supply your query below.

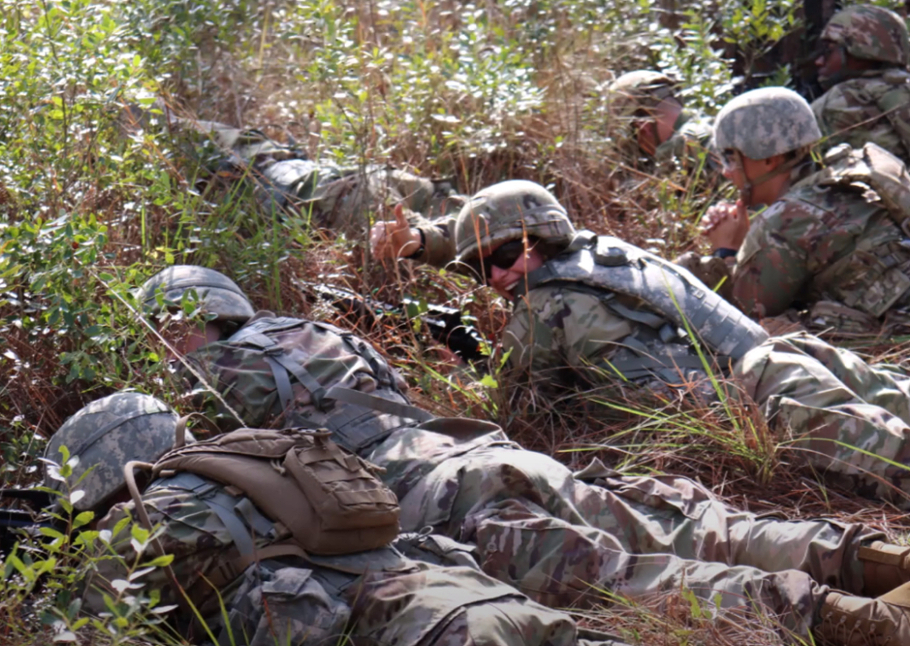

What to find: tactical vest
left=520, top=233, right=768, bottom=379
left=791, top=143, right=910, bottom=318
left=187, top=315, right=432, bottom=453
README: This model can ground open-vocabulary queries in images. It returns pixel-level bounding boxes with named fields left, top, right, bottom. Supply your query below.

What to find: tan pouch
left=806, top=300, right=880, bottom=334
left=153, top=428, right=400, bottom=555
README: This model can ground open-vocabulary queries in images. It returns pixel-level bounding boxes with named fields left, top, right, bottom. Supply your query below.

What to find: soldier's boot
left=816, top=582, right=910, bottom=645
left=859, top=541, right=910, bottom=597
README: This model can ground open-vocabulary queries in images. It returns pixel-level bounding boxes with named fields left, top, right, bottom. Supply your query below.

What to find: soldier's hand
left=702, top=199, right=750, bottom=251
left=370, top=204, right=422, bottom=259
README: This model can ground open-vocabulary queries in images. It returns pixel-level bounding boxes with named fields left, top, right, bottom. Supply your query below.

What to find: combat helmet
left=606, top=71, right=680, bottom=117
left=820, top=4, right=910, bottom=69
left=139, top=265, right=255, bottom=323
left=714, top=87, right=821, bottom=203
left=714, top=87, right=821, bottom=160
left=454, top=180, right=576, bottom=266
left=44, top=393, right=189, bottom=512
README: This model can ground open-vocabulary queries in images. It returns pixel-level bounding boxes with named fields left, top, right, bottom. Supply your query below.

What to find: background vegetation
left=0, top=0, right=907, bottom=644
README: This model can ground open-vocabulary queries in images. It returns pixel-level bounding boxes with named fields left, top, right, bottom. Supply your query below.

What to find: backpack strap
left=151, top=472, right=310, bottom=590
left=234, top=331, right=330, bottom=411
left=325, top=386, right=434, bottom=423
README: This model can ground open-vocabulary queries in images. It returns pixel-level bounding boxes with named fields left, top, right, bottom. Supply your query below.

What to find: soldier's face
left=484, top=240, right=545, bottom=300
left=816, top=40, right=844, bottom=80
left=636, top=120, right=659, bottom=156
left=156, top=316, right=221, bottom=361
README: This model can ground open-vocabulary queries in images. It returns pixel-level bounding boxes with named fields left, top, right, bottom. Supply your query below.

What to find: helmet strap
left=736, top=149, right=807, bottom=205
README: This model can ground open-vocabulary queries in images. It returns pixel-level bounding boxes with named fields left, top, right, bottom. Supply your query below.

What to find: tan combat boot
left=816, top=581, right=910, bottom=645
left=859, top=541, right=910, bottom=597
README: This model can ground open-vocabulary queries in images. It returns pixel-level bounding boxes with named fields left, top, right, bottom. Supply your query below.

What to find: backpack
left=151, top=427, right=401, bottom=556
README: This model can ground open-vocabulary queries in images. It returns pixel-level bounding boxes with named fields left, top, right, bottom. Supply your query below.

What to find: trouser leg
left=397, top=447, right=881, bottom=597
left=735, top=333, right=910, bottom=504
left=468, top=497, right=825, bottom=639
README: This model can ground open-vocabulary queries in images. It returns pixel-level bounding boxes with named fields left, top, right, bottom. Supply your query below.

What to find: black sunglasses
left=465, top=240, right=530, bottom=283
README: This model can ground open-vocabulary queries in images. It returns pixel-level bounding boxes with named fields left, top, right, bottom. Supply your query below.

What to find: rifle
left=0, top=488, right=58, bottom=554
left=308, top=284, right=487, bottom=363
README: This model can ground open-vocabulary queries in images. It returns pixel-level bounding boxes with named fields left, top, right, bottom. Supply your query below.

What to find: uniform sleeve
left=811, top=79, right=909, bottom=157
left=731, top=200, right=814, bottom=319
left=502, top=287, right=634, bottom=379
left=406, top=212, right=456, bottom=268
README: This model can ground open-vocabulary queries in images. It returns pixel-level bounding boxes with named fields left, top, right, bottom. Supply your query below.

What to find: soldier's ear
left=762, top=153, right=787, bottom=171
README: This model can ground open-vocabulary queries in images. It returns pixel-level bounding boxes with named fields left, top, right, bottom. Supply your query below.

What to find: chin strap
left=733, top=148, right=809, bottom=205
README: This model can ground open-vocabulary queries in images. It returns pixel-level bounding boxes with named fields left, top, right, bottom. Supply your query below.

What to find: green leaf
left=73, top=511, right=94, bottom=529
left=479, top=374, right=498, bottom=388
left=142, top=553, right=174, bottom=568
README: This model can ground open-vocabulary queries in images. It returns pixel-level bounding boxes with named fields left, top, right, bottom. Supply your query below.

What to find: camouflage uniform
left=812, top=71, right=910, bottom=163
left=365, top=419, right=884, bottom=638
left=810, top=5, right=910, bottom=164
left=140, top=264, right=910, bottom=642
left=503, top=239, right=910, bottom=504
left=714, top=89, right=910, bottom=331
left=170, top=117, right=464, bottom=233
left=730, top=157, right=910, bottom=327
left=86, top=473, right=619, bottom=646
left=653, top=110, right=718, bottom=177
left=173, top=310, right=900, bottom=638
left=606, top=71, right=720, bottom=178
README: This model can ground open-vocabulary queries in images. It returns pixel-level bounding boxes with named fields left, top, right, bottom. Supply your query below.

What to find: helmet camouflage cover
left=821, top=4, right=910, bottom=67
left=454, top=180, right=576, bottom=263
left=606, top=70, right=679, bottom=118
left=44, top=393, right=187, bottom=512
left=139, top=265, right=255, bottom=323
left=713, top=87, right=822, bottom=160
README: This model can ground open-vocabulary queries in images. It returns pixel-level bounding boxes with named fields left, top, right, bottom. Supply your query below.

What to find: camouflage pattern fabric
left=653, top=110, right=720, bottom=177
left=503, top=271, right=910, bottom=503
left=812, top=71, right=910, bottom=165
left=731, top=161, right=910, bottom=325
left=177, top=117, right=463, bottom=233
left=409, top=210, right=459, bottom=268
left=182, top=313, right=411, bottom=436
left=300, top=166, right=463, bottom=232
left=85, top=474, right=626, bottom=646
left=366, top=423, right=889, bottom=638
left=818, top=4, right=910, bottom=72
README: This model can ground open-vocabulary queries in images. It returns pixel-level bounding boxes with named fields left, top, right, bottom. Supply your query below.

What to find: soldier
left=122, top=105, right=464, bottom=234
left=605, top=70, right=719, bottom=177
left=368, top=71, right=721, bottom=268
left=59, top=393, right=622, bottom=646
left=702, top=86, right=910, bottom=333
left=135, top=263, right=910, bottom=644
left=810, top=4, right=910, bottom=164
left=451, top=178, right=910, bottom=507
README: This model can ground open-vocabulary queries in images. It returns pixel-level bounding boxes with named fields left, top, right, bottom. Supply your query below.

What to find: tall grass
left=0, top=0, right=907, bottom=643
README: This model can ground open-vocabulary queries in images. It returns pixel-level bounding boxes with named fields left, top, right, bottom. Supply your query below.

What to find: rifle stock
left=309, top=284, right=486, bottom=363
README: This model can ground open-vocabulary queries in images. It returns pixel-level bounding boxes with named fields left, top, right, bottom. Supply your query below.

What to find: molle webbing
left=226, top=317, right=430, bottom=450
left=523, top=235, right=769, bottom=362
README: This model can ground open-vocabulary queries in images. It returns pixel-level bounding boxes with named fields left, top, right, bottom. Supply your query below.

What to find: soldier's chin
left=816, top=73, right=836, bottom=90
